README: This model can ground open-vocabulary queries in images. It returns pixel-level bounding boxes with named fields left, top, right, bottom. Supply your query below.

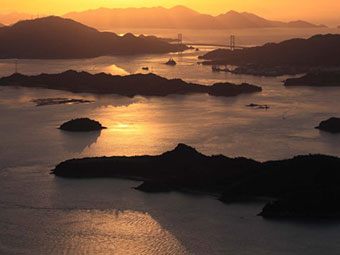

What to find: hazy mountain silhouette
left=200, top=34, right=340, bottom=67
left=0, top=16, right=187, bottom=59
left=63, top=6, right=325, bottom=29
left=0, top=12, right=32, bottom=25
left=0, top=23, right=4, bottom=27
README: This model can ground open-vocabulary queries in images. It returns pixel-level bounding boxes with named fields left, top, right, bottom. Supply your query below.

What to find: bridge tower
left=230, top=35, right=235, bottom=51
left=178, top=33, right=183, bottom=45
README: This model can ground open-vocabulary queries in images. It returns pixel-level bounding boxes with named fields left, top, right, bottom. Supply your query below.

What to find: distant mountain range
left=63, top=6, right=326, bottom=29
left=0, top=16, right=187, bottom=59
left=0, top=12, right=32, bottom=25
left=0, top=23, right=4, bottom=27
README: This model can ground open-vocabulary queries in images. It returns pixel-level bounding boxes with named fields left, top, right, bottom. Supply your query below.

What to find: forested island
left=59, top=118, right=106, bottom=132
left=52, top=144, right=340, bottom=218
left=0, top=70, right=262, bottom=98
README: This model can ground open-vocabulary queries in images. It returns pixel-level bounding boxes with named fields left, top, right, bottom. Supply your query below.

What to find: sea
left=1, top=27, right=340, bottom=255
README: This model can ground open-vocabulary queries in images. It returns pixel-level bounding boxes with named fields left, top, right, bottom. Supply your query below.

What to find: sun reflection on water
left=52, top=210, right=191, bottom=255
left=105, top=64, right=130, bottom=75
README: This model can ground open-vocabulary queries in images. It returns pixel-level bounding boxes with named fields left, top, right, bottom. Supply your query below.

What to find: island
left=0, top=70, right=262, bottom=98
left=245, top=103, right=269, bottom=109
left=32, top=98, right=93, bottom=106
left=52, top=144, right=340, bottom=218
left=315, top=117, right=340, bottom=133
left=199, top=34, right=340, bottom=76
left=284, top=70, right=340, bottom=87
left=0, top=16, right=187, bottom=59
left=59, top=118, right=106, bottom=132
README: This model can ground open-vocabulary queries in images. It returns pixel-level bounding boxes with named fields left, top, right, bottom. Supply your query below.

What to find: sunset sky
left=1, top=0, right=340, bottom=24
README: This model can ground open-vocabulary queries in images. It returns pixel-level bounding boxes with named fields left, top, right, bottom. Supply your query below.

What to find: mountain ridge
left=62, top=6, right=326, bottom=29
left=0, top=16, right=187, bottom=59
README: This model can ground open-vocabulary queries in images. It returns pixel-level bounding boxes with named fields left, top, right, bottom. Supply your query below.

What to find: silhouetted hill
left=52, top=144, right=340, bottom=218
left=200, top=34, right=340, bottom=68
left=286, top=20, right=326, bottom=28
left=0, top=70, right=261, bottom=97
left=0, top=23, right=4, bottom=27
left=0, top=16, right=187, bottom=59
left=63, top=6, right=324, bottom=30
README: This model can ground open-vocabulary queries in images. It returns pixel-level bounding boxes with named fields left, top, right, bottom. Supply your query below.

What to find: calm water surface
left=1, top=29, right=340, bottom=254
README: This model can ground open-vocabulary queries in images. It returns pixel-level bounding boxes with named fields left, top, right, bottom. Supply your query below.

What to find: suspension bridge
left=175, top=34, right=248, bottom=50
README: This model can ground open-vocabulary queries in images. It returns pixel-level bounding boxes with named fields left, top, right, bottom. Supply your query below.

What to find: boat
left=165, top=57, right=176, bottom=66
left=142, top=67, right=149, bottom=70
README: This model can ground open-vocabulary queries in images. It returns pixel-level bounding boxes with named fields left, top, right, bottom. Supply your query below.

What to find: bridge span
left=186, top=43, right=248, bottom=49
left=175, top=34, right=249, bottom=50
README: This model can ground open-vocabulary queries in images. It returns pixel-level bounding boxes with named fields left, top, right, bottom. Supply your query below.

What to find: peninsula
left=0, top=70, right=262, bottom=98
left=315, top=117, right=340, bottom=133
left=200, top=34, right=340, bottom=76
left=52, top=144, right=340, bottom=218
left=284, top=70, right=340, bottom=87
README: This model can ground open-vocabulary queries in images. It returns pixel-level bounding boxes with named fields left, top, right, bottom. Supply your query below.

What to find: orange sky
left=1, top=0, right=339, bottom=24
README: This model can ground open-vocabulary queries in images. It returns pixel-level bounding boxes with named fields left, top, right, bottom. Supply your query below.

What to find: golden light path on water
left=105, top=64, right=130, bottom=75
left=49, top=210, right=191, bottom=255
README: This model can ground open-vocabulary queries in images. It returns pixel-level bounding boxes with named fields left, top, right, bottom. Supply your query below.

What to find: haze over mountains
left=0, top=16, right=186, bottom=59
left=0, top=12, right=32, bottom=25
left=63, top=6, right=326, bottom=30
